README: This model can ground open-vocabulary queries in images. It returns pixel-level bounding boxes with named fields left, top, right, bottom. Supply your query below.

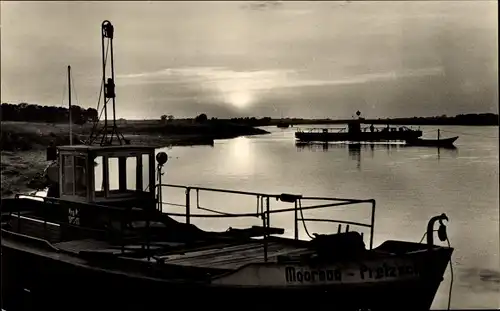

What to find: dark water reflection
left=155, top=125, right=498, bottom=309
left=296, top=142, right=459, bottom=170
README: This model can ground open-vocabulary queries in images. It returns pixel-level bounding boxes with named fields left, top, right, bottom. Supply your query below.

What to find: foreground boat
left=1, top=145, right=453, bottom=310
left=1, top=20, right=453, bottom=311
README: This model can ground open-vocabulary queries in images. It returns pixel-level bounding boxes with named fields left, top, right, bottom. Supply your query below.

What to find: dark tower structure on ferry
left=87, top=20, right=128, bottom=146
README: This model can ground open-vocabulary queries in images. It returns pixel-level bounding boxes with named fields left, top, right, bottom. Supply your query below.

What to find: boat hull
left=405, top=136, right=458, bottom=148
left=295, top=131, right=423, bottom=142
left=1, top=235, right=452, bottom=311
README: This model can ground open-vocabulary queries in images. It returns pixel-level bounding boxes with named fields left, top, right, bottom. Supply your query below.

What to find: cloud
left=241, top=1, right=283, bottom=11
left=116, top=65, right=444, bottom=92
left=114, top=65, right=446, bottom=117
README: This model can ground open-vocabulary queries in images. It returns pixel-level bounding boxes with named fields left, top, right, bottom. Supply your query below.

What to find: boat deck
left=158, top=241, right=310, bottom=270
left=52, top=238, right=311, bottom=271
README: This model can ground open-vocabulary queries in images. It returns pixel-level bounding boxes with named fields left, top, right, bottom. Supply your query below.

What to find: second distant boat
left=405, top=129, right=458, bottom=148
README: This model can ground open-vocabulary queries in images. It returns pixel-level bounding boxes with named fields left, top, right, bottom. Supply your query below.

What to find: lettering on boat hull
left=285, top=267, right=342, bottom=283
left=284, top=262, right=419, bottom=285
left=68, top=207, right=80, bottom=225
left=212, top=259, right=420, bottom=287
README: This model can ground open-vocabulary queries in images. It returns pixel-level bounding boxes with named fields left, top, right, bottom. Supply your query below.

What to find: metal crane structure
left=87, top=20, right=129, bottom=146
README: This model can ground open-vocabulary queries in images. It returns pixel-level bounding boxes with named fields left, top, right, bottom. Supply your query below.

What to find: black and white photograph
left=1, top=1, right=498, bottom=310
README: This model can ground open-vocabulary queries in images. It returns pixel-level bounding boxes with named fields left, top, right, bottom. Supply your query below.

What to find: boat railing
left=295, top=127, right=347, bottom=133
left=8, top=193, right=156, bottom=251
left=6, top=188, right=376, bottom=262
left=155, top=183, right=376, bottom=250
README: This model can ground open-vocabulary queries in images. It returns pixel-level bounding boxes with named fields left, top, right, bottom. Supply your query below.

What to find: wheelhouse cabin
left=56, top=144, right=157, bottom=209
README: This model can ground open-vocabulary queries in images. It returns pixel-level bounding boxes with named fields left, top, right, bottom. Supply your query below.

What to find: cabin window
left=94, top=156, right=104, bottom=192
left=126, top=157, right=137, bottom=191
left=142, top=154, right=150, bottom=191
left=74, top=155, right=87, bottom=197
left=61, top=155, right=87, bottom=197
left=108, top=157, right=120, bottom=191
left=61, top=155, right=75, bottom=195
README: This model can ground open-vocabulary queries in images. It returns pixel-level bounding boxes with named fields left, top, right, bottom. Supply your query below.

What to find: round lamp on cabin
left=156, top=152, right=168, bottom=166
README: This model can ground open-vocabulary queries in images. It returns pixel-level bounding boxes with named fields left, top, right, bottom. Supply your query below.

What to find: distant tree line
left=367, top=113, right=499, bottom=126
left=223, top=114, right=499, bottom=126
left=1, top=103, right=98, bottom=124
left=3, top=103, right=497, bottom=127
left=160, top=114, right=175, bottom=123
left=165, top=113, right=499, bottom=126
left=192, top=115, right=273, bottom=126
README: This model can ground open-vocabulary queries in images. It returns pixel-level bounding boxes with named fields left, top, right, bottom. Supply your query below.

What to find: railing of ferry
left=9, top=194, right=156, bottom=258
left=295, top=127, right=347, bottom=133
left=154, top=184, right=376, bottom=251
left=8, top=189, right=376, bottom=263
left=295, top=125, right=421, bottom=133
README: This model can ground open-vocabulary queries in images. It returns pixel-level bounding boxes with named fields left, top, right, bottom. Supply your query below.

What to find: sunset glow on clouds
left=116, top=66, right=444, bottom=110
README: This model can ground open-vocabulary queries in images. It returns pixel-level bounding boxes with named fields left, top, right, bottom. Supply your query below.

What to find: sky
left=1, top=1, right=498, bottom=119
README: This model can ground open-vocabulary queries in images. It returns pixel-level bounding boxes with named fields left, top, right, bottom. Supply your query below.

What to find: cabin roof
left=57, top=144, right=157, bottom=153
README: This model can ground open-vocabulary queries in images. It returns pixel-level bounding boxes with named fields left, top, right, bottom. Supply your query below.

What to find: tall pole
left=101, top=24, right=108, bottom=143
left=68, top=65, right=73, bottom=146
left=109, top=31, right=117, bottom=128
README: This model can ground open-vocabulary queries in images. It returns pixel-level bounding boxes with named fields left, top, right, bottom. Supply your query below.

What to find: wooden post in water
left=437, top=129, right=440, bottom=141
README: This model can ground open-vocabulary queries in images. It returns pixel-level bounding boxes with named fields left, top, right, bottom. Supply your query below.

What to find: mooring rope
left=298, top=199, right=313, bottom=239
left=445, top=237, right=454, bottom=311
left=87, top=39, right=110, bottom=143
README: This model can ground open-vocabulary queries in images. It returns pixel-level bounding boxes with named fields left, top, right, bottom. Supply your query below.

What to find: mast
left=68, top=65, right=72, bottom=146
left=87, top=20, right=128, bottom=146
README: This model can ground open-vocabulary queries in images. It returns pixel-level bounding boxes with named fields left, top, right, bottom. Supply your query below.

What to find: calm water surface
left=155, top=125, right=498, bottom=309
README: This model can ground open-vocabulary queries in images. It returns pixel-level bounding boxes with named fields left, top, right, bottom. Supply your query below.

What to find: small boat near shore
left=405, top=130, right=459, bottom=148
left=405, top=136, right=458, bottom=148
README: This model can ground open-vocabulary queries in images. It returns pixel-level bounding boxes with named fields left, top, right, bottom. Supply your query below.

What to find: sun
left=228, top=91, right=252, bottom=109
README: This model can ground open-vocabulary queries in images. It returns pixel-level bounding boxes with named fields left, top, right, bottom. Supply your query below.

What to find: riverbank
left=0, top=120, right=269, bottom=196
left=0, top=120, right=269, bottom=151
left=1, top=150, right=48, bottom=196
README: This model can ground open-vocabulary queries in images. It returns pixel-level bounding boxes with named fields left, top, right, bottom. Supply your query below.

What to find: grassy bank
left=0, top=120, right=269, bottom=151
left=1, top=150, right=47, bottom=196
left=0, top=119, right=268, bottom=196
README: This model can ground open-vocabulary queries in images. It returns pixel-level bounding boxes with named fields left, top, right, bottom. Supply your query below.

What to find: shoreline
left=0, top=120, right=269, bottom=150
left=0, top=120, right=269, bottom=196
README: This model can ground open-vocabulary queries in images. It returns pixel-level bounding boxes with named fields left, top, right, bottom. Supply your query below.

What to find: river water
left=155, top=125, right=499, bottom=309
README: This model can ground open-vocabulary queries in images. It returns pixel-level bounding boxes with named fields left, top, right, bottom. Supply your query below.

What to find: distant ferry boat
left=295, top=114, right=423, bottom=142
